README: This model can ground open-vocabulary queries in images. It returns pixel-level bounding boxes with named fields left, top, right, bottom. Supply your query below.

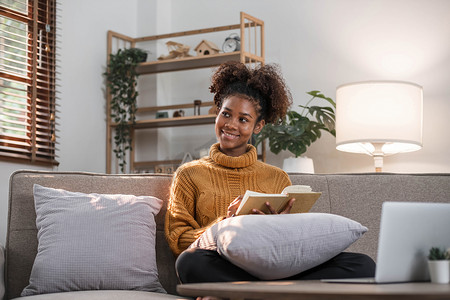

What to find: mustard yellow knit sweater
left=165, top=143, right=292, bottom=256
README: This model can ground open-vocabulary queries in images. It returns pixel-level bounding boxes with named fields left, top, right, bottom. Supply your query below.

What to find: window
left=0, top=0, right=58, bottom=165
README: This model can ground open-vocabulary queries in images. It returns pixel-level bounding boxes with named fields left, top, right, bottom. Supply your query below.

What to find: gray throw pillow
left=190, top=213, right=367, bottom=280
left=22, top=184, right=166, bottom=296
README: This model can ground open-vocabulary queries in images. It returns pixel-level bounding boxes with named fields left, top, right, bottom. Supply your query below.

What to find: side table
left=177, top=280, right=450, bottom=300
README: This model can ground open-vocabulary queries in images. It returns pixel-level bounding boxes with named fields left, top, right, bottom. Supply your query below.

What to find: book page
left=282, top=185, right=312, bottom=194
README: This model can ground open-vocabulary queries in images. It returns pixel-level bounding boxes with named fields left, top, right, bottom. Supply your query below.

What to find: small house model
left=194, top=40, right=220, bottom=56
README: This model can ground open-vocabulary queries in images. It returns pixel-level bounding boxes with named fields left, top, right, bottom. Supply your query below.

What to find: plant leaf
left=257, top=91, right=336, bottom=157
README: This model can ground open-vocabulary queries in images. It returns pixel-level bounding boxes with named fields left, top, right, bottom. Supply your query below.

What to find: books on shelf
left=235, top=185, right=321, bottom=216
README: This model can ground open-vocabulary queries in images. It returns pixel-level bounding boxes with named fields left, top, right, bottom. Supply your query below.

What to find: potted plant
left=254, top=91, right=336, bottom=173
left=104, top=47, right=147, bottom=173
left=427, top=247, right=450, bottom=284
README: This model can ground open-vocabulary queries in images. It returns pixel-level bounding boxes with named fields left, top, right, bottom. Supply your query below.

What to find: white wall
left=0, top=0, right=146, bottom=245
left=1, top=0, right=450, bottom=244
left=57, top=0, right=140, bottom=172
left=165, top=0, right=450, bottom=174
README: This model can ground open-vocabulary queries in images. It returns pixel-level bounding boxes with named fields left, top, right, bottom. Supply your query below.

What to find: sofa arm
left=0, top=243, right=4, bottom=300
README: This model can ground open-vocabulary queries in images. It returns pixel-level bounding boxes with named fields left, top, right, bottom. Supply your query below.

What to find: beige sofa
left=2, top=170, right=450, bottom=299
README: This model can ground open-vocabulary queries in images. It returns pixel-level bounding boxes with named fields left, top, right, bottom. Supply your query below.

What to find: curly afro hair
left=209, top=61, right=292, bottom=124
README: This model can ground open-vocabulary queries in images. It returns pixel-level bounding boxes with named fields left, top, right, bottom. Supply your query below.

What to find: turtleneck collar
left=209, top=143, right=257, bottom=169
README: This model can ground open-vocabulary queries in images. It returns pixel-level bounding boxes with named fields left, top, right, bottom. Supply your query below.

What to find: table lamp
left=336, top=81, right=423, bottom=172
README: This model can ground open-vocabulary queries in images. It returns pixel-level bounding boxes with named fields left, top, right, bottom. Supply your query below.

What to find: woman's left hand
left=226, top=195, right=243, bottom=218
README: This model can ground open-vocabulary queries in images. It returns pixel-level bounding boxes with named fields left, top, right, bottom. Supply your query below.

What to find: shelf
left=137, top=101, right=214, bottom=114
left=134, top=159, right=182, bottom=168
left=133, top=114, right=216, bottom=129
left=136, top=52, right=263, bottom=74
left=134, top=153, right=265, bottom=172
left=136, top=52, right=238, bottom=74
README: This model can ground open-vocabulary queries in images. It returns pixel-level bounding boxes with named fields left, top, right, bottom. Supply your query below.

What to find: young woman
left=164, top=61, right=375, bottom=284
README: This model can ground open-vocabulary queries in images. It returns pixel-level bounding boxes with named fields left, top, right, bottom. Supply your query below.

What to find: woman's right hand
left=226, top=195, right=243, bottom=218
left=250, top=198, right=296, bottom=215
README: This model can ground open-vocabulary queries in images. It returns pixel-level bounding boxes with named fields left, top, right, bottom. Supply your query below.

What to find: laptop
left=322, top=201, right=450, bottom=284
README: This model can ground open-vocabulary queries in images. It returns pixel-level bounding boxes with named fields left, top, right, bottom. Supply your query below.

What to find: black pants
left=176, top=248, right=376, bottom=284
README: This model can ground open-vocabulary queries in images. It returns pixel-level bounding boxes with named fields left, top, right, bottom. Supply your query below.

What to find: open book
left=235, top=185, right=321, bottom=216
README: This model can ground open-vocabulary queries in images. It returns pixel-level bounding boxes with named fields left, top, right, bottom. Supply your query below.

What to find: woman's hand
left=226, top=195, right=243, bottom=218
left=250, top=198, right=296, bottom=215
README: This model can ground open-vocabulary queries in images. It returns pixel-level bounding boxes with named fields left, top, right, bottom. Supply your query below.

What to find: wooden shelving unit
left=106, top=12, right=265, bottom=174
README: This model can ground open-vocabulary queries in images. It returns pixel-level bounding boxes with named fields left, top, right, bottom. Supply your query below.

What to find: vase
left=282, top=156, right=314, bottom=174
left=428, top=260, right=450, bottom=284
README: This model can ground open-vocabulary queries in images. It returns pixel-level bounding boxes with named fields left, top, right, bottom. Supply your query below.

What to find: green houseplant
left=254, top=90, right=336, bottom=158
left=104, top=47, right=147, bottom=172
left=427, top=247, right=450, bottom=284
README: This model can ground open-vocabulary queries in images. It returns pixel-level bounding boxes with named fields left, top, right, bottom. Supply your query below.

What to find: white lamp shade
left=336, top=81, right=423, bottom=155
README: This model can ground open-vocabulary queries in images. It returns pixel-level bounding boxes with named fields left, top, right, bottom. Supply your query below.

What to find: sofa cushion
left=190, top=213, right=367, bottom=280
left=15, top=290, right=189, bottom=300
left=0, top=244, right=4, bottom=300
left=21, top=185, right=166, bottom=296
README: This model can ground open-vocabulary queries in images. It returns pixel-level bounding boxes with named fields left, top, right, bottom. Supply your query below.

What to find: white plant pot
left=283, top=156, right=314, bottom=174
left=428, top=260, right=450, bottom=284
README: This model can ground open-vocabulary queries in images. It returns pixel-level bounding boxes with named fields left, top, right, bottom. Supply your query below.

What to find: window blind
left=0, top=0, right=58, bottom=165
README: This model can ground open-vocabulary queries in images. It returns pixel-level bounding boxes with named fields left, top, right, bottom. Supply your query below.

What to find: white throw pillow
left=190, top=213, right=367, bottom=280
left=22, top=184, right=166, bottom=296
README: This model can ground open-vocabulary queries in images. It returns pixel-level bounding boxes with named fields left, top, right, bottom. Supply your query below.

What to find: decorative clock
left=222, top=34, right=241, bottom=53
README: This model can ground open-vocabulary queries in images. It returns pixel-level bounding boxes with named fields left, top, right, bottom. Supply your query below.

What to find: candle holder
left=194, top=100, right=202, bottom=115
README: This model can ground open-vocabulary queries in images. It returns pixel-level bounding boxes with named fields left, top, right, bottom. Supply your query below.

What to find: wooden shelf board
left=133, top=114, right=216, bottom=129
left=137, top=101, right=214, bottom=114
left=136, top=52, right=262, bottom=74
left=134, top=153, right=264, bottom=170
left=134, top=24, right=242, bottom=42
left=134, top=159, right=182, bottom=168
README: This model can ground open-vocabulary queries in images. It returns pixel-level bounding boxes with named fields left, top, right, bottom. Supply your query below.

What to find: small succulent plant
left=428, top=247, right=450, bottom=260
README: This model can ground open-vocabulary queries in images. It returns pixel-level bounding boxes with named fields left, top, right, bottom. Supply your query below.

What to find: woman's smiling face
left=215, top=95, right=265, bottom=157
